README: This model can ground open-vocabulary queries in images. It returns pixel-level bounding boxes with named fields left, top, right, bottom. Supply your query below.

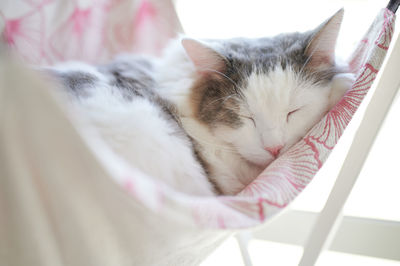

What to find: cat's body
left=48, top=9, right=352, bottom=197
left=49, top=10, right=353, bottom=197
left=40, top=9, right=357, bottom=265
left=49, top=57, right=215, bottom=196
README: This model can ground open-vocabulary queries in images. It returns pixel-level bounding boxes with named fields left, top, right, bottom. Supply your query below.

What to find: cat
left=45, top=9, right=353, bottom=197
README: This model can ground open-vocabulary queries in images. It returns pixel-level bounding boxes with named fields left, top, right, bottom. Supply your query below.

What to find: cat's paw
left=333, top=72, right=356, bottom=90
left=328, top=73, right=356, bottom=109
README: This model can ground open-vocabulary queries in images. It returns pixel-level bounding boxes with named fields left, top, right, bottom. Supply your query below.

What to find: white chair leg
left=299, top=33, right=400, bottom=266
left=235, top=231, right=253, bottom=266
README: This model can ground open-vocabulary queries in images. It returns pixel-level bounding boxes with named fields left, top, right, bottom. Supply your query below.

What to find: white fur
left=157, top=41, right=353, bottom=195
left=55, top=63, right=214, bottom=197
left=232, top=68, right=331, bottom=163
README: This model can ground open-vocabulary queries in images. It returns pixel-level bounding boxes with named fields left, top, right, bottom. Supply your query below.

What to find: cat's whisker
left=199, top=67, right=245, bottom=98
left=298, top=36, right=327, bottom=77
left=201, top=93, right=241, bottom=111
left=189, top=135, right=238, bottom=153
left=200, top=68, right=239, bottom=87
left=223, top=105, right=241, bottom=113
left=298, top=54, right=312, bottom=76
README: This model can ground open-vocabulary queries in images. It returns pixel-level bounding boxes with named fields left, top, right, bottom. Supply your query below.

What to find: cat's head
left=182, top=10, right=346, bottom=168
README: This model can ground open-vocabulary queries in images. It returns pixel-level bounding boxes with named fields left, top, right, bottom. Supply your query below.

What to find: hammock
left=0, top=0, right=399, bottom=265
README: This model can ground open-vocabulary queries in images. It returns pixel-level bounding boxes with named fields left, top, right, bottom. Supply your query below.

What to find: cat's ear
left=182, top=38, right=227, bottom=74
left=305, top=9, right=344, bottom=69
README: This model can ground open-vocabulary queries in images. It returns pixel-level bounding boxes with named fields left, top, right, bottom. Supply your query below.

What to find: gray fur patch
left=53, top=71, right=98, bottom=97
left=98, top=56, right=156, bottom=100
left=98, top=56, right=185, bottom=128
left=191, top=76, right=243, bottom=128
left=209, top=30, right=343, bottom=84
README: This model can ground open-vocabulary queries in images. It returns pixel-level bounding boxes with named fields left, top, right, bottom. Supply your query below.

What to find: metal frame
left=252, top=210, right=400, bottom=261
left=388, top=0, right=400, bottom=13
left=298, top=28, right=400, bottom=266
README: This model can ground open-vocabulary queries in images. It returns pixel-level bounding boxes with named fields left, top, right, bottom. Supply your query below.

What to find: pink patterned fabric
left=223, top=9, right=394, bottom=227
left=96, top=8, right=395, bottom=229
left=1, top=3, right=395, bottom=230
left=0, top=0, right=181, bottom=64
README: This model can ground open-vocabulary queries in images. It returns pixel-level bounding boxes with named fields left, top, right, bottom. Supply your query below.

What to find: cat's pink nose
left=264, top=145, right=283, bottom=157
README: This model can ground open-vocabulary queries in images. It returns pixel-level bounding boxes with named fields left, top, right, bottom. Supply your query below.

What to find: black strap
left=387, top=0, right=400, bottom=13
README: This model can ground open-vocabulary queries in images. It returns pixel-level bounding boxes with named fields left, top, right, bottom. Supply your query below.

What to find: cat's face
left=213, top=69, right=332, bottom=167
left=183, top=10, right=344, bottom=167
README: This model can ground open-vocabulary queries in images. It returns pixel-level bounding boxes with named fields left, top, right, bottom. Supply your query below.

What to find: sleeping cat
left=47, top=9, right=353, bottom=196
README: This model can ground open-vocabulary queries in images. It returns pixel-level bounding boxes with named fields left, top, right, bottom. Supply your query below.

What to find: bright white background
left=175, top=0, right=400, bottom=264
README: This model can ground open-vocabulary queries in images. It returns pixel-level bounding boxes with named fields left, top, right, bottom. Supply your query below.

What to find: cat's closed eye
left=286, top=108, right=301, bottom=122
left=240, top=115, right=256, bottom=126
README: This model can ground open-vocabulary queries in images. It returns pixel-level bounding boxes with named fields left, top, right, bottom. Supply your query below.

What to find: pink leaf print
left=375, top=9, right=394, bottom=50
left=131, top=0, right=163, bottom=55
left=1, top=6, right=46, bottom=64
left=49, top=3, right=106, bottom=63
left=219, top=196, right=282, bottom=222
left=3, top=18, right=19, bottom=45
left=241, top=139, right=320, bottom=201
left=191, top=197, right=258, bottom=229
left=345, top=63, right=378, bottom=110
left=104, top=0, right=137, bottom=53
